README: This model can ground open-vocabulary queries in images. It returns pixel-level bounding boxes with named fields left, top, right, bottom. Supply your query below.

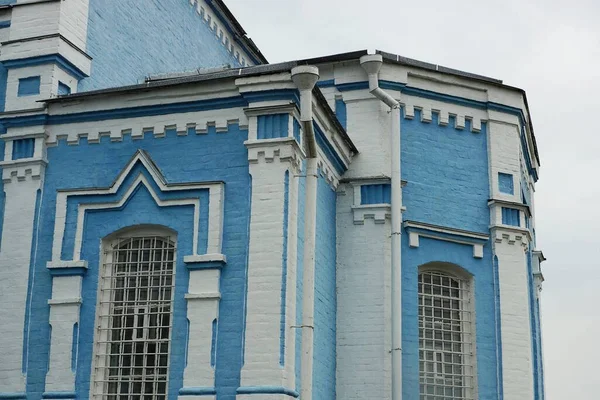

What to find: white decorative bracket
left=404, top=220, right=489, bottom=259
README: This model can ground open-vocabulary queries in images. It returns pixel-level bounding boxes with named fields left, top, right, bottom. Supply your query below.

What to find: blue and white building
left=0, top=1, right=545, bottom=399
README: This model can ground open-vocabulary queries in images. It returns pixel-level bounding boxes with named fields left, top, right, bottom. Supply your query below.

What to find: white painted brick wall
left=183, top=269, right=221, bottom=389
left=59, top=0, right=90, bottom=50
left=494, top=237, right=534, bottom=399
left=5, top=64, right=54, bottom=112
left=488, top=121, right=522, bottom=202
left=241, top=153, right=297, bottom=389
left=343, top=98, right=391, bottom=180
left=336, top=183, right=392, bottom=400
left=9, top=1, right=61, bottom=42
left=46, top=274, right=82, bottom=392
left=0, top=176, right=42, bottom=393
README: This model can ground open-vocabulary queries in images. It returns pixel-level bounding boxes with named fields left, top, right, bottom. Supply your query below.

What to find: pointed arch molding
left=46, top=150, right=225, bottom=271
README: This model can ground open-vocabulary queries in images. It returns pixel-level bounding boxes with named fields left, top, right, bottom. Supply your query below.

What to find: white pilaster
left=335, top=182, right=392, bottom=400
left=493, top=228, right=534, bottom=399
left=45, top=274, right=84, bottom=396
left=239, top=138, right=302, bottom=399
left=180, top=266, right=221, bottom=398
left=0, top=161, right=45, bottom=393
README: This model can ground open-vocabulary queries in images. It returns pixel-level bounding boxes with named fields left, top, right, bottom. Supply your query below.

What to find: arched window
left=418, top=267, right=475, bottom=400
left=92, top=230, right=176, bottom=400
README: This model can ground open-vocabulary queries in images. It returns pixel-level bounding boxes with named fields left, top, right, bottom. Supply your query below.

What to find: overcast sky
left=225, top=0, right=599, bottom=398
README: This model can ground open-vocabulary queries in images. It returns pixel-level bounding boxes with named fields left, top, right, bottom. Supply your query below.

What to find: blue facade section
left=211, top=319, right=217, bottom=368
left=335, top=99, right=347, bottom=130
left=401, top=236, right=499, bottom=398
left=71, top=323, right=79, bottom=372
left=81, top=0, right=244, bottom=92
left=361, top=184, right=391, bottom=204
left=17, top=76, right=40, bottom=96
left=313, top=175, right=336, bottom=400
left=257, top=114, right=289, bottom=140
left=293, top=119, right=301, bottom=143
left=0, top=63, right=7, bottom=112
left=25, top=124, right=251, bottom=399
left=498, top=172, right=514, bottom=195
left=280, top=171, right=289, bottom=366
left=502, top=207, right=520, bottom=227
left=12, top=138, right=35, bottom=159
left=57, top=82, right=71, bottom=96
left=401, top=110, right=489, bottom=233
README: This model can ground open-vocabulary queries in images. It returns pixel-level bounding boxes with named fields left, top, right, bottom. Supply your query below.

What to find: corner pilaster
left=0, top=127, right=46, bottom=395
left=238, top=136, right=303, bottom=399
left=492, top=225, right=534, bottom=399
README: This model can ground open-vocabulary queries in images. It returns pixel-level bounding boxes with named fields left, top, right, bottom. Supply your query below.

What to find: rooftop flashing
left=376, top=50, right=503, bottom=85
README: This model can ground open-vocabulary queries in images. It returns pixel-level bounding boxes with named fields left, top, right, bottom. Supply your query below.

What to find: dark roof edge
left=313, top=86, right=358, bottom=154
left=211, top=0, right=268, bottom=64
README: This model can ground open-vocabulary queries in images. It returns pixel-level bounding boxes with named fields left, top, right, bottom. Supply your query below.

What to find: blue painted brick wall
left=498, top=172, right=514, bottom=195
left=312, top=174, right=336, bottom=400
left=401, top=236, right=499, bottom=399
left=0, top=63, right=7, bottom=112
left=80, top=0, right=243, bottom=92
left=17, top=76, right=40, bottom=96
left=12, top=138, right=35, bottom=159
left=401, top=110, right=489, bottom=233
left=335, top=99, right=347, bottom=130
left=257, top=114, right=289, bottom=140
left=25, top=124, right=250, bottom=399
left=361, top=183, right=391, bottom=205
left=502, top=207, right=520, bottom=227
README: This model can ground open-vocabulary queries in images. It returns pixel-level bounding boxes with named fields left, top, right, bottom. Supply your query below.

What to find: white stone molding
left=240, top=139, right=300, bottom=394
left=245, top=137, right=304, bottom=173
left=347, top=178, right=402, bottom=225
left=245, top=103, right=300, bottom=143
left=188, top=0, right=255, bottom=67
left=488, top=199, right=532, bottom=230
left=49, top=150, right=225, bottom=264
left=404, top=220, right=489, bottom=259
left=46, top=110, right=248, bottom=146
left=400, top=96, right=486, bottom=134
left=352, top=204, right=391, bottom=225
left=45, top=275, right=83, bottom=395
left=0, top=158, right=47, bottom=183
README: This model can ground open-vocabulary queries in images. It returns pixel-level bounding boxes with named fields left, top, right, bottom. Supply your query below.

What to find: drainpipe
left=291, top=65, right=320, bottom=400
left=360, top=54, right=403, bottom=400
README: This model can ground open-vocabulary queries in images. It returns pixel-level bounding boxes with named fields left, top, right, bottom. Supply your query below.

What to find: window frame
left=90, top=226, right=177, bottom=400
left=418, top=263, right=478, bottom=400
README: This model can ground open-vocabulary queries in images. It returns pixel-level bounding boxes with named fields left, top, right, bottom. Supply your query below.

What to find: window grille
left=92, top=235, right=176, bottom=400
left=419, top=271, right=475, bottom=400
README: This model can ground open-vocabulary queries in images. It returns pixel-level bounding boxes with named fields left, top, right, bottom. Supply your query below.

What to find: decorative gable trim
left=48, top=150, right=225, bottom=265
